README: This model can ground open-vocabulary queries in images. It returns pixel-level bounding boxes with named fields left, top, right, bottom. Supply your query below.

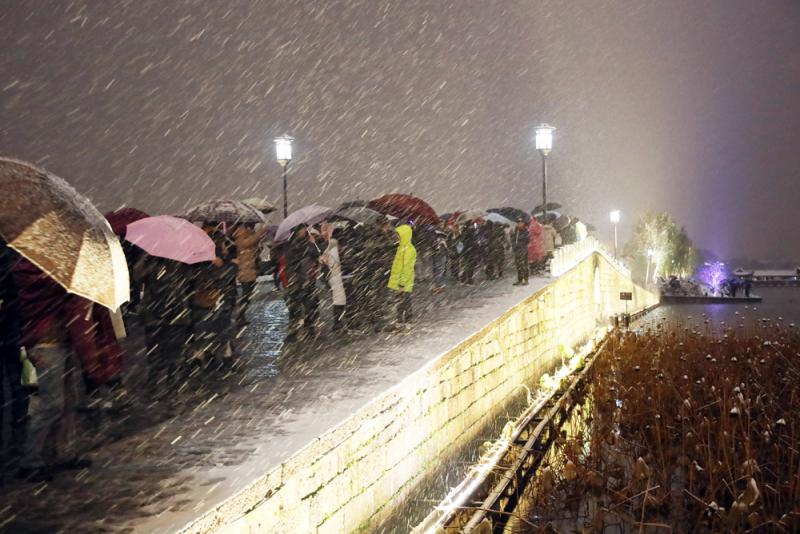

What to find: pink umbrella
left=126, top=215, right=216, bottom=264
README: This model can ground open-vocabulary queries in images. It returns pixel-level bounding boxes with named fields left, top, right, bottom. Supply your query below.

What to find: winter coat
left=285, top=232, right=321, bottom=293
left=541, top=225, right=558, bottom=254
left=512, top=226, right=530, bottom=253
left=0, top=244, right=21, bottom=347
left=527, top=219, right=545, bottom=263
left=193, top=233, right=237, bottom=309
left=140, top=257, right=194, bottom=327
left=12, top=259, right=106, bottom=383
left=388, top=225, right=417, bottom=293
left=321, top=239, right=346, bottom=305
left=233, top=226, right=263, bottom=283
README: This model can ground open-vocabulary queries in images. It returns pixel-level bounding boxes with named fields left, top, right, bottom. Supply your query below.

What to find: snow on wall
left=180, top=253, right=657, bottom=534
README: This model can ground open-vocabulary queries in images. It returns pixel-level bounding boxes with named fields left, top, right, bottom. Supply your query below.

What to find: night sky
left=1, top=1, right=798, bottom=260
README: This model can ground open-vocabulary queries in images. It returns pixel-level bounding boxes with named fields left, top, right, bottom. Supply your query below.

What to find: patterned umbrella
left=182, top=200, right=268, bottom=224
left=274, top=205, right=334, bottom=243
left=242, top=197, right=276, bottom=214
left=368, top=194, right=440, bottom=225
left=0, top=158, right=129, bottom=310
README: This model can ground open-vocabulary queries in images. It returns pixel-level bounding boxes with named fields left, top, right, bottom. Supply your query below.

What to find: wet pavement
left=0, top=275, right=546, bottom=534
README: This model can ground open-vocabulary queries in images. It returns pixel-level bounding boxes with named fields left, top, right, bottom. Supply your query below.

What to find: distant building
left=733, top=267, right=800, bottom=286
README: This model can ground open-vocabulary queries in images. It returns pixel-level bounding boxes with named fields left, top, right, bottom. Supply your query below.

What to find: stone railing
left=180, top=252, right=656, bottom=534
left=550, top=236, right=629, bottom=278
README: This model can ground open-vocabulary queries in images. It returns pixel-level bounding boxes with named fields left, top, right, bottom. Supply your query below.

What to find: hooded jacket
left=387, top=225, right=416, bottom=293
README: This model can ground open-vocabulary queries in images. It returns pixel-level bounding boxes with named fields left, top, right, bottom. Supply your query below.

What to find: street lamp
left=609, top=209, right=621, bottom=259
left=274, top=134, right=294, bottom=217
left=534, top=124, right=555, bottom=221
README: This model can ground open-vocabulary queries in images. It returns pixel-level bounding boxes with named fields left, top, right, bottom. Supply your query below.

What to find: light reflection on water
left=639, top=287, right=800, bottom=335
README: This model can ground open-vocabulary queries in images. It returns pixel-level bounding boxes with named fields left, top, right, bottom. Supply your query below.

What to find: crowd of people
left=276, top=213, right=567, bottom=340
left=0, top=202, right=578, bottom=483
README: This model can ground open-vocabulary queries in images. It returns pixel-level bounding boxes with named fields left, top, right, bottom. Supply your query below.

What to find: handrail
left=550, top=236, right=629, bottom=277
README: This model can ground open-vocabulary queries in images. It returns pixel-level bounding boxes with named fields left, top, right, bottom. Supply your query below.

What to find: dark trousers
left=396, top=292, right=413, bottom=323
left=514, top=249, right=529, bottom=282
left=146, top=324, right=191, bottom=396
left=1, top=344, right=28, bottom=454
left=237, top=281, right=257, bottom=323
left=333, top=305, right=346, bottom=331
left=286, top=284, right=319, bottom=335
left=461, top=256, right=476, bottom=284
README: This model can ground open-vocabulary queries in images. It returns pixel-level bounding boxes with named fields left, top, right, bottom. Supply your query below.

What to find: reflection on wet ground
left=0, top=277, right=531, bottom=533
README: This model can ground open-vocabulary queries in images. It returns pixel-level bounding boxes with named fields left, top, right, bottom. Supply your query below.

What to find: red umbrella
left=368, top=194, right=440, bottom=225
left=105, top=207, right=149, bottom=237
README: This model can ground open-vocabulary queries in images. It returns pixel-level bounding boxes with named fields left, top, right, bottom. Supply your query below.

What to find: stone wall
left=181, top=252, right=657, bottom=534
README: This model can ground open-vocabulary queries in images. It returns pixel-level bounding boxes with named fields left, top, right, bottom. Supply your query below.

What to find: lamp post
left=274, top=135, right=294, bottom=218
left=534, top=124, right=555, bottom=221
left=609, top=209, right=621, bottom=259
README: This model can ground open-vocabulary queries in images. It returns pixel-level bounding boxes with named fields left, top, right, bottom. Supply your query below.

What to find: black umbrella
left=487, top=207, right=530, bottom=224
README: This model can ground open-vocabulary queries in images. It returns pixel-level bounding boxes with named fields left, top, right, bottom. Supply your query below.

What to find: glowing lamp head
left=534, top=123, right=555, bottom=155
left=609, top=210, right=621, bottom=224
left=274, top=135, right=294, bottom=166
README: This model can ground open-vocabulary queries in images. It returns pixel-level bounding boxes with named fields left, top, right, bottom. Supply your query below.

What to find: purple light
left=697, top=261, right=728, bottom=293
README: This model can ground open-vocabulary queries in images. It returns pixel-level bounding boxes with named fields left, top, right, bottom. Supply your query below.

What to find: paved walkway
left=0, top=275, right=547, bottom=534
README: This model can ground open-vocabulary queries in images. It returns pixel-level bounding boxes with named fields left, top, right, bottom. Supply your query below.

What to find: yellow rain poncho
left=387, top=224, right=416, bottom=293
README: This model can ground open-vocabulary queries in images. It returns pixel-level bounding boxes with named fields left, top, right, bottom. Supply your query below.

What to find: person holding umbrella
left=0, top=240, right=27, bottom=461
left=320, top=227, right=347, bottom=332
left=232, top=223, right=268, bottom=326
left=460, top=222, right=478, bottom=286
left=192, top=222, right=238, bottom=365
left=13, top=260, right=102, bottom=481
left=512, top=218, right=530, bottom=286
left=284, top=224, right=321, bottom=343
left=126, top=215, right=218, bottom=386
left=0, top=159, right=130, bottom=481
left=387, top=223, right=417, bottom=326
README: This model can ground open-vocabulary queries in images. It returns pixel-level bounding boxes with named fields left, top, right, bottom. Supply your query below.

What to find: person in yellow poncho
left=387, top=224, right=416, bottom=324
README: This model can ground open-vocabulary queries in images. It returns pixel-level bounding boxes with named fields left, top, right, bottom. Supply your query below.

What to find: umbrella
left=0, top=158, right=129, bottom=310
left=334, top=206, right=386, bottom=226
left=274, top=205, right=334, bottom=243
left=242, top=197, right=276, bottom=214
left=487, top=207, right=530, bottom=224
left=105, top=207, right=149, bottom=237
left=532, top=202, right=562, bottom=214
left=534, top=210, right=561, bottom=224
left=368, top=194, right=440, bottom=225
left=126, top=215, right=216, bottom=265
left=337, top=200, right=369, bottom=210
left=455, top=209, right=487, bottom=224
left=553, top=214, right=571, bottom=231
left=486, top=212, right=514, bottom=226
left=182, top=200, right=268, bottom=224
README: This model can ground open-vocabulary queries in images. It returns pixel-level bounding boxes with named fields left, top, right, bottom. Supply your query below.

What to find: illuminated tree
left=624, top=212, right=698, bottom=282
